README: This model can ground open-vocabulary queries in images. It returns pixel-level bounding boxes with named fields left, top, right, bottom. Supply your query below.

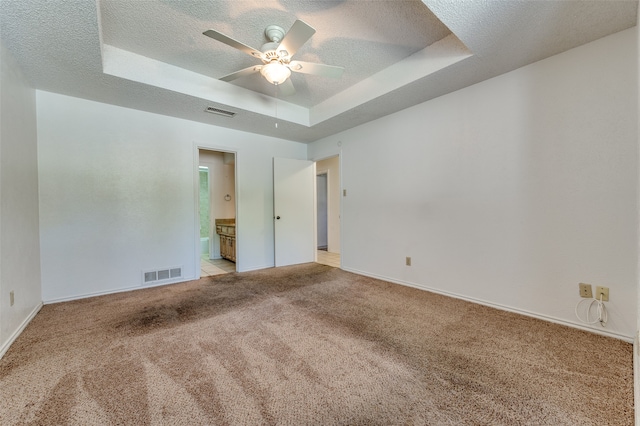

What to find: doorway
left=198, top=149, right=237, bottom=277
left=315, top=155, right=341, bottom=268
left=317, top=172, right=328, bottom=250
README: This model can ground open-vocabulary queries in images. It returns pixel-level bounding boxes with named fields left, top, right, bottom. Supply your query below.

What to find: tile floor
left=316, top=250, right=341, bottom=268
left=201, top=256, right=236, bottom=277
left=201, top=250, right=341, bottom=277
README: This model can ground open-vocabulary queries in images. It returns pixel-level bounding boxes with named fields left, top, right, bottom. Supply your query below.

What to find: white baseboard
left=44, top=276, right=197, bottom=304
left=238, top=265, right=275, bottom=272
left=44, top=264, right=277, bottom=304
left=239, top=263, right=274, bottom=273
left=44, top=264, right=275, bottom=304
left=635, top=332, right=639, bottom=426
left=342, top=267, right=633, bottom=343
left=0, top=302, right=43, bottom=360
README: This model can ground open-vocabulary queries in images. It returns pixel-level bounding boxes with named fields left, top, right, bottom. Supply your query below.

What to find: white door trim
left=193, top=143, right=239, bottom=276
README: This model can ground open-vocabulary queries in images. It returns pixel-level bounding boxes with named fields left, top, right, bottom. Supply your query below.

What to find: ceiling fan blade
left=289, top=61, right=344, bottom=79
left=203, top=29, right=264, bottom=60
left=277, top=20, right=315, bottom=58
left=220, top=65, right=261, bottom=82
left=277, top=78, right=296, bottom=97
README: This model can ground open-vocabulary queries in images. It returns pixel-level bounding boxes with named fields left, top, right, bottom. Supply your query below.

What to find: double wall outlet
left=406, top=257, right=411, bottom=266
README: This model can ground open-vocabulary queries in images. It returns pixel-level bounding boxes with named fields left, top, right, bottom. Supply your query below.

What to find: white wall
left=309, top=28, right=638, bottom=340
left=37, top=92, right=306, bottom=302
left=315, top=156, right=341, bottom=253
left=199, top=150, right=235, bottom=259
left=0, top=41, right=42, bottom=356
left=636, top=10, right=640, bottom=424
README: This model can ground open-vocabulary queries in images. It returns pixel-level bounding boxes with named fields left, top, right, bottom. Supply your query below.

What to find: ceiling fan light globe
left=260, top=62, right=291, bottom=85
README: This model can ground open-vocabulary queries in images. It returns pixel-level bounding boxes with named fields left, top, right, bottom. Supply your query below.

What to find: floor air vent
left=205, top=106, right=236, bottom=118
left=143, top=267, right=182, bottom=285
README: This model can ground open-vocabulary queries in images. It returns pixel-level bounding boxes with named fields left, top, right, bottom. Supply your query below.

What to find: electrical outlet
left=10, top=291, right=14, bottom=306
left=406, top=257, right=411, bottom=266
left=578, top=283, right=592, bottom=298
left=343, top=189, right=347, bottom=197
left=595, top=286, right=609, bottom=302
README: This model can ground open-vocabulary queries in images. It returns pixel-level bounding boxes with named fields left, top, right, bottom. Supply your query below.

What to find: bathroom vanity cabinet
left=215, top=219, right=236, bottom=262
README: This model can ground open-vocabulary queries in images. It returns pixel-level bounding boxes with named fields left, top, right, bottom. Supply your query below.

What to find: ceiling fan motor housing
left=262, top=25, right=290, bottom=62
left=264, top=25, right=285, bottom=43
left=262, top=48, right=289, bottom=64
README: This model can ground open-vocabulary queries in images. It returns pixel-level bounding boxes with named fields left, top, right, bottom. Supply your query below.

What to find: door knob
left=276, top=216, right=281, bottom=220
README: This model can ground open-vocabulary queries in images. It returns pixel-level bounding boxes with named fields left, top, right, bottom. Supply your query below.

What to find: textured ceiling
left=0, top=0, right=637, bottom=143
left=100, top=0, right=451, bottom=107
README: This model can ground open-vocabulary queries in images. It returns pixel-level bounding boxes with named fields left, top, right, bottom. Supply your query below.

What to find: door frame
left=311, top=152, right=342, bottom=267
left=198, top=165, right=212, bottom=259
left=316, top=169, right=329, bottom=250
left=193, top=143, right=239, bottom=278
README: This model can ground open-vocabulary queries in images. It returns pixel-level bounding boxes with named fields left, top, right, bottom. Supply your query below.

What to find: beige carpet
left=0, top=264, right=633, bottom=425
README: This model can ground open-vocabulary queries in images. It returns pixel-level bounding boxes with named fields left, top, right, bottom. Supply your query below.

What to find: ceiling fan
left=203, top=20, right=344, bottom=95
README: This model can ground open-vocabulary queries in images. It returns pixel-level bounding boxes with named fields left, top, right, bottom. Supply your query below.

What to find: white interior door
left=273, top=157, right=315, bottom=267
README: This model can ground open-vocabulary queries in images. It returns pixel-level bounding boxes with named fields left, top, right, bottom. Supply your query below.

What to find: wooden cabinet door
left=220, top=235, right=227, bottom=259
left=218, top=233, right=236, bottom=262
left=229, top=237, right=235, bottom=261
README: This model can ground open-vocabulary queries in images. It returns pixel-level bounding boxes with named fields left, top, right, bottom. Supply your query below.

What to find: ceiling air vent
left=205, top=106, right=236, bottom=118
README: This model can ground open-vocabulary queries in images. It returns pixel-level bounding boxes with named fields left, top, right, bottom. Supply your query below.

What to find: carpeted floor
left=0, top=263, right=633, bottom=425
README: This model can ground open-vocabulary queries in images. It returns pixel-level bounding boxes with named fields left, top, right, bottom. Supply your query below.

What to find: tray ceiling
left=0, top=0, right=637, bottom=143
